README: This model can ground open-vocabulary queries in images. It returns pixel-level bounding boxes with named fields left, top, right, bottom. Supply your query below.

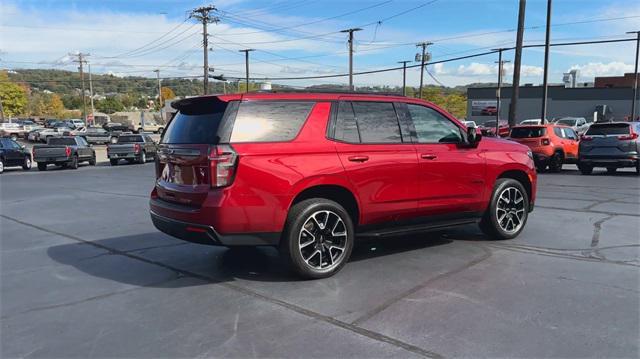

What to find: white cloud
left=456, top=62, right=494, bottom=76
left=568, top=61, right=634, bottom=77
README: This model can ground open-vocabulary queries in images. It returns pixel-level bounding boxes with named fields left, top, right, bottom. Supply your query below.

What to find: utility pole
left=627, top=30, right=640, bottom=121
left=340, top=28, right=362, bottom=91
left=88, top=63, right=95, bottom=126
left=238, top=49, right=254, bottom=93
left=190, top=5, right=219, bottom=95
left=398, top=61, right=411, bottom=96
left=69, top=52, right=90, bottom=122
left=508, top=0, right=526, bottom=128
left=493, top=48, right=510, bottom=136
left=153, top=69, right=163, bottom=123
left=416, top=41, right=432, bottom=99
left=540, top=0, right=552, bottom=123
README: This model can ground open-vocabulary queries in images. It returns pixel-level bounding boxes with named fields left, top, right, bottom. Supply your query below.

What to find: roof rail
left=256, top=89, right=406, bottom=97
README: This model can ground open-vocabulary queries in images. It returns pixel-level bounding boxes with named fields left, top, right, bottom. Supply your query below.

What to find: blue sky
left=1, top=0, right=639, bottom=88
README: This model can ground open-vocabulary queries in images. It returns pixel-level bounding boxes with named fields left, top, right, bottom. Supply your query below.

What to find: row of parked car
left=507, top=121, right=640, bottom=175
left=0, top=132, right=159, bottom=174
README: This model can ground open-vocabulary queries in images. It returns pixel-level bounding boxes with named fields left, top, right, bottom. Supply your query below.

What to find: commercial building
left=467, top=85, right=637, bottom=124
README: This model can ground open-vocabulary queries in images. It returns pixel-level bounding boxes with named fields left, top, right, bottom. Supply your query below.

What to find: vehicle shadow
left=46, top=230, right=460, bottom=286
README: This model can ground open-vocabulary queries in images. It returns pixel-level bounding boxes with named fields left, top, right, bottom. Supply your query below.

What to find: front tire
left=479, top=178, right=529, bottom=240
left=281, top=198, right=354, bottom=279
left=37, top=162, right=47, bottom=171
left=22, top=156, right=32, bottom=170
left=110, top=159, right=119, bottom=166
left=0, top=158, right=4, bottom=174
left=89, top=154, right=96, bottom=166
left=138, top=151, right=146, bottom=164
left=606, top=167, right=616, bottom=174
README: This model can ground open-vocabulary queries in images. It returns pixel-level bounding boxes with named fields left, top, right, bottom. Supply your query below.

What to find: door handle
left=348, top=155, right=369, bottom=162
left=421, top=153, right=438, bottom=160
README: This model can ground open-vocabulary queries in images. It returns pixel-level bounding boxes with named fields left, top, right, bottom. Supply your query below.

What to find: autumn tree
left=0, top=71, right=28, bottom=117
left=160, top=87, right=175, bottom=101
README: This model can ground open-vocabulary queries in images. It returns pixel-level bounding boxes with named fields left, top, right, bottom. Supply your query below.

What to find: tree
left=0, top=71, right=28, bottom=117
left=26, top=92, right=65, bottom=118
left=96, top=97, right=125, bottom=114
left=160, top=87, right=175, bottom=102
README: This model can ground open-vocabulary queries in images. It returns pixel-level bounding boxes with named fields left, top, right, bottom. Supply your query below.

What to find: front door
left=331, top=101, right=418, bottom=226
left=404, top=103, right=486, bottom=216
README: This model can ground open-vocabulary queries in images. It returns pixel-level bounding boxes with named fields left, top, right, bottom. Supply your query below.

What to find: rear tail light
left=580, top=135, right=593, bottom=141
left=209, top=144, right=238, bottom=188
left=541, top=138, right=550, bottom=145
left=65, top=146, right=71, bottom=157
left=617, top=132, right=638, bottom=140
left=134, top=143, right=141, bottom=153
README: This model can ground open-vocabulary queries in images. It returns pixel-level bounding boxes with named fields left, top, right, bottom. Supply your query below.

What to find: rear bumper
left=579, top=153, right=638, bottom=168
left=150, top=204, right=279, bottom=247
left=108, top=152, right=138, bottom=159
left=34, top=156, right=71, bottom=163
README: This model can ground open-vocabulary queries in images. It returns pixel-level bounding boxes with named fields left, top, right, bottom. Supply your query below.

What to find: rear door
left=75, top=136, right=92, bottom=158
left=561, top=127, right=579, bottom=159
left=406, top=103, right=486, bottom=215
left=331, top=100, right=418, bottom=225
left=155, top=98, right=234, bottom=207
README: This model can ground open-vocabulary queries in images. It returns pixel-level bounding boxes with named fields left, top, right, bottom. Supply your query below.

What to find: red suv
left=150, top=93, right=537, bottom=278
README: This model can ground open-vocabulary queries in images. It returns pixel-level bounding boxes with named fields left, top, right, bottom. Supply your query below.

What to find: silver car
left=554, top=117, right=590, bottom=135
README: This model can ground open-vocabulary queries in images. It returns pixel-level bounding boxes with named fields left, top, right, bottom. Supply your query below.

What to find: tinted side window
left=564, top=128, right=577, bottom=139
left=351, top=101, right=402, bottom=143
left=553, top=127, right=563, bottom=137
left=230, top=101, right=314, bottom=143
left=334, top=101, right=360, bottom=143
left=407, top=104, right=462, bottom=143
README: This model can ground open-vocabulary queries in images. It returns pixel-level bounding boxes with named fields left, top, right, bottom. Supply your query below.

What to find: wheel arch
left=498, top=169, right=532, bottom=201
left=289, top=184, right=360, bottom=227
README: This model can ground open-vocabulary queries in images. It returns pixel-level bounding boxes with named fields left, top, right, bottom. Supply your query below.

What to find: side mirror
left=466, top=126, right=482, bottom=147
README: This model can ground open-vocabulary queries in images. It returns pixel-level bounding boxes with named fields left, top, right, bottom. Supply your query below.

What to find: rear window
left=117, top=135, right=144, bottom=144
left=556, top=119, right=576, bottom=126
left=161, top=99, right=229, bottom=144
left=510, top=127, right=546, bottom=138
left=48, top=138, right=76, bottom=145
left=585, top=123, right=630, bottom=136
left=229, top=101, right=314, bottom=143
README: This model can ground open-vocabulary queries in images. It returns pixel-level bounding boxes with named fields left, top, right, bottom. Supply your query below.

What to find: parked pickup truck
left=107, top=134, right=157, bottom=166
left=33, top=136, right=96, bottom=171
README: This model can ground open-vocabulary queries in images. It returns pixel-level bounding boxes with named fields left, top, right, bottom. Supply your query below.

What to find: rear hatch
left=155, top=97, right=237, bottom=207
left=509, top=126, right=547, bottom=147
left=581, top=123, right=637, bottom=158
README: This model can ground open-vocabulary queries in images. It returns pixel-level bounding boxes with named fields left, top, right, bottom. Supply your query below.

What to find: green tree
left=26, top=92, right=65, bottom=118
left=0, top=71, right=28, bottom=117
left=61, top=94, right=83, bottom=110
left=96, top=97, right=125, bottom=114
left=441, top=93, right=467, bottom=119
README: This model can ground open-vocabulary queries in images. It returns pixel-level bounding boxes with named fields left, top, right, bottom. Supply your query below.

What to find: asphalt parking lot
left=1, top=163, right=638, bottom=358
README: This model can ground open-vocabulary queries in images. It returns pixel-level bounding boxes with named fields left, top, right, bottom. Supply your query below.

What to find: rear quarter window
left=161, top=99, right=230, bottom=144
left=229, top=101, right=314, bottom=143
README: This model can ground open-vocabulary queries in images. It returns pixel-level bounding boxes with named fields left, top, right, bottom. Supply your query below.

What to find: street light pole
left=153, top=69, right=163, bottom=122
left=88, top=63, right=95, bottom=126
left=341, top=28, right=362, bottom=91
left=540, top=0, right=553, bottom=122
left=238, top=49, right=254, bottom=93
left=627, top=30, right=640, bottom=121
left=398, top=61, right=411, bottom=96
left=509, top=0, right=527, bottom=127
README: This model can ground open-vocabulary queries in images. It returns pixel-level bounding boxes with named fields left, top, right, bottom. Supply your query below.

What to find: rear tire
left=22, top=156, right=32, bottom=170
left=548, top=152, right=564, bottom=173
left=479, top=178, right=529, bottom=240
left=37, top=162, right=47, bottom=171
left=0, top=158, right=4, bottom=174
left=606, top=167, right=616, bottom=174
left=280, top=198, right=354, bottom=279
left=578, top=163, right=593, bottom=175
left=138, top=151, right=146, bottom=164
left=110, top=159, right=119, bottom=166
left=69, top=155, right=79, bottom=169
left=89, top=154, right=96, bottom=166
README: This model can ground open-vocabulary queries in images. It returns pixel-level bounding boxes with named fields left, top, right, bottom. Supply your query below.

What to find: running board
left=356, top=218, right=479, bottom=238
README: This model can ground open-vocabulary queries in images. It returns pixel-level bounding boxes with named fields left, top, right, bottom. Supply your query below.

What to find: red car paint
left=150, top=92, right=536, bottom=246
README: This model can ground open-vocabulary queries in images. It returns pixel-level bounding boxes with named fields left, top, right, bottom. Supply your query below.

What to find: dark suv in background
left=150, top=93, right=537, bottom=278
left=578, top=122, right=640, bottom=175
